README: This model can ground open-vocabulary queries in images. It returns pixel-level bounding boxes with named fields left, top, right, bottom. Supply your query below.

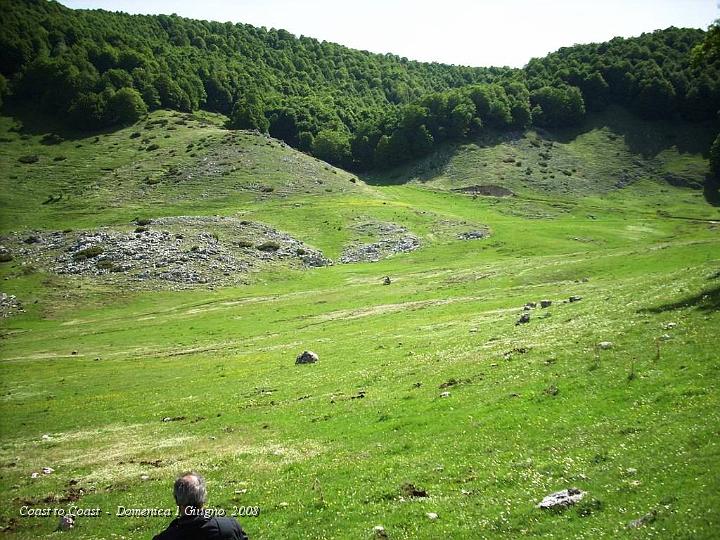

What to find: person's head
left=173, top=472, right=207, bottom=510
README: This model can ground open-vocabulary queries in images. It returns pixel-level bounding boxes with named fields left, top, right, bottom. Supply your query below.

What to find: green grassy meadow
left=0, top=109, right=719, bottom=539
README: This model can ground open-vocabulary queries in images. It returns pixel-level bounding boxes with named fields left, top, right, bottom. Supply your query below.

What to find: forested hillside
left=1, top=0, right=719, bottom=170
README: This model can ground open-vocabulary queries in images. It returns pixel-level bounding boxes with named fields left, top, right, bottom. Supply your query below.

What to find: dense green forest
left=0, top=0, right=719, bottom=170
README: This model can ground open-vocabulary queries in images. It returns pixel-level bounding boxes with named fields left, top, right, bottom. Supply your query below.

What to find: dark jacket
left=153, top=515, right=248, bottom=540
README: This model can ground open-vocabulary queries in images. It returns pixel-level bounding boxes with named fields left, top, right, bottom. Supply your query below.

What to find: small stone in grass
left=295, top=350, right=319, bottom=364
left=627, top=510, right=657, bottom=529
left=57, top=515, right=75, bottom=531
left=426, top=512, right=438, bottom=520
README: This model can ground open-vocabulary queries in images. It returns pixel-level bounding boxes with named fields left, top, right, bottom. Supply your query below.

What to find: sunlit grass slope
left=0, top=108, right=718, bottom=539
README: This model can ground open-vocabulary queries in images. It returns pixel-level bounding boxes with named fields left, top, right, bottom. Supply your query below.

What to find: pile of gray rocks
left=1, top=216, right=331, bottom=288
left=340, top=221, right=420, bottom=263
left=0, top=292, right=24, bottom=317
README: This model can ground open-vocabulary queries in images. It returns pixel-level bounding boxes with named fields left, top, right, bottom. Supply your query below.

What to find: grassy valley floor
left=0, top=109, right=719, bottom=539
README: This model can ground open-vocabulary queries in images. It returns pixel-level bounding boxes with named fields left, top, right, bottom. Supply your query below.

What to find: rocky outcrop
left=0, top=217, right=331, bottom=289
left=457, top=230, right=489, bottom=240
left=0, top=293, right=24, bottom=318
left=453, top=185, right=514, bottom=197
left=340, top=221, right=420, bottom=263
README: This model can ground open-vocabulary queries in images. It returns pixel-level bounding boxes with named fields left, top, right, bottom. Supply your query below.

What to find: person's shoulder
left=211, top=515, right=248, bottom=539
left=152, top=518, right=182, bottom=540
left=151, top=527, right=174, bottom=540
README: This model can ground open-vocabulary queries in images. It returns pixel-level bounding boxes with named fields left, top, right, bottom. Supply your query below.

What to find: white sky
left=59, top=0, right=719, bottom=68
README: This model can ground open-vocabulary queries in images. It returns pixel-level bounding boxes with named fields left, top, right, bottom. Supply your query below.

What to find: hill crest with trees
left=0, top=0, right=718, bottom=173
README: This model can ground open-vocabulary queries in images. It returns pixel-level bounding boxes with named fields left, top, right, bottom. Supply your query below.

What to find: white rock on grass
left=597, top=341, right=613, bottom=350
left=426, top=512, right=438, bottom=520
left=537, top=488, right=585, bottom=509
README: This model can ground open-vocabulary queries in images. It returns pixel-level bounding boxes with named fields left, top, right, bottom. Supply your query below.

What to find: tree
left=0, top=74, right=6, bottom=108
left=634, top=77, right=675, bottom=119
left=503, top=81, right=532, bottom=129
left=447, top=101, right=475, bottom=139
left=268, top=107, right=300, bottom=146
left=408, top=124, right=433, bottom=157
left=374, top=134, right=399, bottom=168
left=578, top=72, right=609, bottom=111
left=100, top=68, right=133, bottom=91
left=711, top=133, right=720, bottom=179
left=131, top=68, right=160, bottom=109
left=230, top=93, right=269, bottom=132
left=105, top=87, right=147, bottom=125
left=204, top=76, right=233, bottom=114
left=1, top=1, right=716, bottom=171
left=350, top=122, right=382, bottom=169
left=117, top=49, right=146, bottom=71
left=312, top=129, right=351, bottom=167
left=88, top=44, right=119, bottom=73
left=298, top=131, right=314, bottom=152
left=692, top=19, right=720, bottom=65
left=707, top=133, right=720, bottom=203
left=530, top=85, right=586, bottom=127
left=467, top=84, right=512, bottom=129
left=68, top=92, right=107, bottom=130
left=156, top=73, right=191, bottom=111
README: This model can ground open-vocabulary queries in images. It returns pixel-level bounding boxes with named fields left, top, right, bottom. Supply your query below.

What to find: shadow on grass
left=638, top=285, right=720, bottom=314
left=360, top=130, right=525, bottom=186
left=360, top=105, right=718, bottom=187
left=2, top=101, right=114, bottom=141
left=360, top=144, right=456, bottom=186
left=549, top=105, right=717, bottom=157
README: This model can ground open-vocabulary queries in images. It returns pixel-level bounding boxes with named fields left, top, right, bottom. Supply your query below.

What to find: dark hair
left=173, top=472, right=207, bottom=508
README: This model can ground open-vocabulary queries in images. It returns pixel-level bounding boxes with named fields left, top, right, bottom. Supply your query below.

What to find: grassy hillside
left=0, top=108, right=719, bottom=539
left=0, top=109, right=370, bottom=233
left=368, top=105, right=716, bottom=198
